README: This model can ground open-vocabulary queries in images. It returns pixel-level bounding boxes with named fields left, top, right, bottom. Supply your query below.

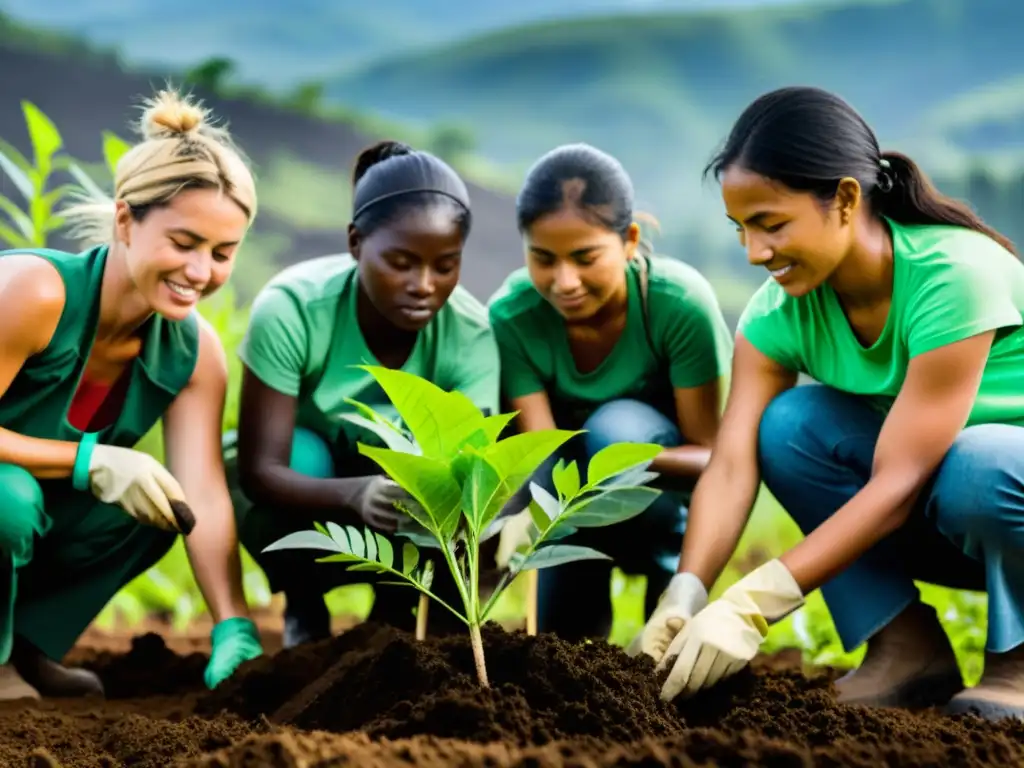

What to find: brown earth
left=2, top=615, right=1022, bottom=767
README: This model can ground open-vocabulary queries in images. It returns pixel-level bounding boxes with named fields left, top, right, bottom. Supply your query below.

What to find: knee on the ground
left=581, top=399, right=679, bottom=456
left=0, top=465, right=45, bottom=560
left=931, top=424, right=1024, bottom=540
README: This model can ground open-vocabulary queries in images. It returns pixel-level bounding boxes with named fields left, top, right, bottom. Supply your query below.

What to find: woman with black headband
left=226, top=141, right=500, bottom=647
left=640, top=86, right=1024, bottom=721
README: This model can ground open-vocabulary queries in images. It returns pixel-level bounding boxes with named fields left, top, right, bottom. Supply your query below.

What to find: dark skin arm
left=235, top=367, right=367, bottom=524
left=780, top=331, right=995, bottom=592
left=678, top=335, right=797, bottom=587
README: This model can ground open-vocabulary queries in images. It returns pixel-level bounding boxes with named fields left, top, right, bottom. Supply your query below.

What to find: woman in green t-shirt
left=638, top=86, right=1024, bottom=721
left=488, top=143, right=734, bottom=641
left=229, top=141, right=501, bottom=648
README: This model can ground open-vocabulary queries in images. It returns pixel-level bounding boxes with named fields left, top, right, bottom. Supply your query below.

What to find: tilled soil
left=4, top=620, right=1023, bottom=767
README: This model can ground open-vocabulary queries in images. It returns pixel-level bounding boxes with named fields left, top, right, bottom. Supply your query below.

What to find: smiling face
left=720, top=165, right=861, bottom=297
left=349, top=206, right=465, bottom=332
left=114, top=186, right=249, bottom=320
left=524, top=208, right=639, bottom=322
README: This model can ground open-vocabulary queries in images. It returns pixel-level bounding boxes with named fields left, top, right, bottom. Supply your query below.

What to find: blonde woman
left=0, top=88, right=261, bottom=700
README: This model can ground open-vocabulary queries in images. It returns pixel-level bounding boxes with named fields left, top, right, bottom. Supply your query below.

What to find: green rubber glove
left=204, top=616, right=264, bottom=690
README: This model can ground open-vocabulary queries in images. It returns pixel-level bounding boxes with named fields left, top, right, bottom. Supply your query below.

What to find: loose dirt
left=3, top=617, right=1022, bottom=767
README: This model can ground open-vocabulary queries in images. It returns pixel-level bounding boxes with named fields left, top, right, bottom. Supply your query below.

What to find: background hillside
left=2, top=0, right=1023, bottom=318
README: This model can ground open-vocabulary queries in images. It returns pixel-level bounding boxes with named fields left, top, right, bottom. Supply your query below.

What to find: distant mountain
left=321, top=0, right=1024, bottom=240
left=0, top=0, right=848, bottom=88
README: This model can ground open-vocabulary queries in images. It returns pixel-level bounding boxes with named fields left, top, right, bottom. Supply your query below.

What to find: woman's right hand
left=87, top=444, right=188, bottom=532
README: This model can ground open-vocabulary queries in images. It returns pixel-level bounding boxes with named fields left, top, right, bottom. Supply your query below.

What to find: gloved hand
left=494, top=508, right=535, bottom=570
left=345, top=475, right=411, bottom=532
left=204, top=617, right=264, bottom=690
left=658, top=558, right=804, bottom=701
left=626, top=571, right=708, bottom=661
left=87, top=444, right=187, bottom=532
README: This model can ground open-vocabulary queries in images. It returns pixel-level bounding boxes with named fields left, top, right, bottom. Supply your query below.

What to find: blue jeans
left=758, top=384, right=1024, bottom=654
left=523, top=398, right=689, bottom=641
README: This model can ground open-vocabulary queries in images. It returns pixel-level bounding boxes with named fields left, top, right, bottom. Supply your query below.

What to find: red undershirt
left=68, top=369, right=131, bottom=432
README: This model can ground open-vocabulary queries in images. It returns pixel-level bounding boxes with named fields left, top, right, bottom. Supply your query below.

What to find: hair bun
left=353, top=140, right=413, bottom=186
left=140, top=88, right=210, bottom=140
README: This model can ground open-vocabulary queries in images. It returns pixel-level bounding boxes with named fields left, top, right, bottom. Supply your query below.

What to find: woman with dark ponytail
left=639, top=86, right=1024, bottom=721
left=488, top=143, right=734, bottom=642
left=226, top=141, right=500, bottom=647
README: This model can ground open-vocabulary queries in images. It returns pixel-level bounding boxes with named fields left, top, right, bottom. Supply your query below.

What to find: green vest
left=0, top=245, right=200, bottom=459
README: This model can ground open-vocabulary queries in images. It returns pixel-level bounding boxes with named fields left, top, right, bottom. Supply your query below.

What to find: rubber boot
left=834, top=600, right=963, bottom=709
left=282, top=590, right=331, bottom=650
left=0, top=664, right=39, bottom=700
left=10, top=635, right=103, bottom=698
left=946, top=645, right=1024, bottom=721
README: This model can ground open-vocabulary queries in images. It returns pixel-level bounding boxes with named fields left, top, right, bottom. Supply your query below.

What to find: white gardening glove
left=626, top=571, right=708, bottom=661
left=658, top=558, right=804, bottom=701
left=494, top=508, right=535, bottom=570
left=87, top=444, right=187, bottom=532
left=347, top=475, right=411, bottom=532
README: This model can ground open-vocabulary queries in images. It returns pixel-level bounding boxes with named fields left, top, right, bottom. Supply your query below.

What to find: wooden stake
left=525, top=570, right=538, bottom=636
left=415, top=592, right=429, bottom=640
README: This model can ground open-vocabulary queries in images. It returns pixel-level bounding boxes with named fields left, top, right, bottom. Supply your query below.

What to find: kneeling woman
left=0, top=89, right=262, bottom=700
left=488, top=143, right=734, bottom=641
left=640, top=86, right=1024, bottom=721
left=231, top=141, right=500, bottom=648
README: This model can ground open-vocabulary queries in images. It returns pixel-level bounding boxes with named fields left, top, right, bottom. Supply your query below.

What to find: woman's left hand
left=204, top=617, right=264, bottom=690
left=657, top=559, right=804, bottom=701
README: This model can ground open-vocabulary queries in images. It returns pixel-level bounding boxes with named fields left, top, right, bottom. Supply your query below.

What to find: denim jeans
left=758, top=384, right=1024, bottom=654
left=520, top=398, right=689, bottom=641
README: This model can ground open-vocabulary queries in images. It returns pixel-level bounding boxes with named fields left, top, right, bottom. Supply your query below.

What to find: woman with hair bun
left=642, top=86, right=1024, bottom=720
left=230, top=140, right=500, bottom=648
left=0, top=87, right=262, bottom=700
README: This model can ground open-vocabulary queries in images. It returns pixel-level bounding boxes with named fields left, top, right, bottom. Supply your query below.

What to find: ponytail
left=877, top=151, right=1016, bottom=255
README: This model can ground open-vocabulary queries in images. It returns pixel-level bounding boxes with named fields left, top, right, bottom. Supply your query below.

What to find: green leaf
left=22, top=101, right=62, bottom=172
left=375, top=533, right=394, bottom=569
left=337, top=409, right=418, bottom=454
left=605, top=465, right=660, bottom=489
left=564, top=487, right=661, bottom=527
left=552, top=459, right=581, bottom=499
left=66, top=162, right=109, bottom=201
left=480, top=411, right=517, bottom=443
left=358, top=444, right=462, bottom=533
left=461, top=454, right=506, bottom=530
left=528, top=499, right=551, bottom=534
left=512, top=544, right=612, bottom=571
left=0, top=148, right=33, bottom=201
left=529, top=482, right=560, bottom=520
left=356, top=365, right=485, bottom=458
left=262, top=530, right=343, bottom=554
left=0, top=194, right=33, bottom=239
left=102, top=131, right=132, bottom=175
left=480, top=429, right=579, bottom=500
left=586, top=443, right=663, bottom=488
left=363, top=528, right=378, bottom=562
left=348, top=562, right=389, bottom=573
left=313, top=521, right=329, bottom=536
left=402, top=541, right=419, bottom=575
left=0, top=223, right=30, bottom=249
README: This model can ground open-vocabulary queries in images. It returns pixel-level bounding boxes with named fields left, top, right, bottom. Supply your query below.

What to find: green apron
left=0, top=245, right=199, bottom=662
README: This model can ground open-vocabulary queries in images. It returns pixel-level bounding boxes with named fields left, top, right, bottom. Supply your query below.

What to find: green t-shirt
left=239, top=253, right=500, bottom=449
left=487, top=255, right=734, bottom=429
left=738, top=218, right=1024, bottom=426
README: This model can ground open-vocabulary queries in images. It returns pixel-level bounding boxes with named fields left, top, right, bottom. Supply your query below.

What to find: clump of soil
left=3, top=620, right=1024, bottom=767
left=78, top=631, right=208, bottom=698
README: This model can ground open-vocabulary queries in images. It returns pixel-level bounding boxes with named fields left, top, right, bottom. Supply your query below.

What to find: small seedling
left=264, top=365, right=664, bottom=687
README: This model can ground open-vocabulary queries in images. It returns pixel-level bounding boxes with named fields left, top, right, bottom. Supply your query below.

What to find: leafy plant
left=264, top=365, right=664, bottom=686
left=0, top=101, right=80, bottom=248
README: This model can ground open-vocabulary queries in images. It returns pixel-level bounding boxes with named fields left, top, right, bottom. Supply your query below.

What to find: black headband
left=352, top=152, right=470, bottom=221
